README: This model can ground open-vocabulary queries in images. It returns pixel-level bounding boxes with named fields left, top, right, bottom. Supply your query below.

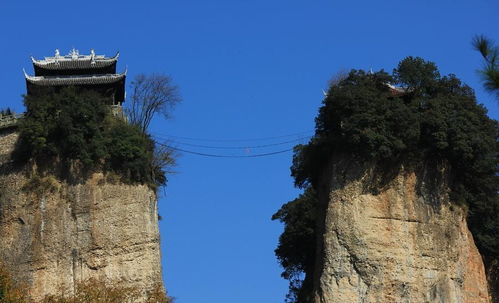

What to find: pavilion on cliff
left=24, top=48, right=126, bottom=106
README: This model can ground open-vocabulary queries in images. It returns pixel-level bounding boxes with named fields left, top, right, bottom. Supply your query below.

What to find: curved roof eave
left=24, top=72, right=126, bottom=86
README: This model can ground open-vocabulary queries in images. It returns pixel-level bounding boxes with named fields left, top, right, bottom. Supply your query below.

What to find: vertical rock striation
left=0, top=129, right=164, bottom=301
left=313, top=156, right=490, bottom=303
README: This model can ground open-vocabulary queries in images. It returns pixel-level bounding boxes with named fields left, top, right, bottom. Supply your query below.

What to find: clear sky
left=1, top=1, right=498, bottom=302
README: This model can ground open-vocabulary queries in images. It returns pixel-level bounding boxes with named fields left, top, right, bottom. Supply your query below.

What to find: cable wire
left=152, top=135, right=311, bottom=150
left=156, top=141, right=295, bottom=158
left=151, top=130, right=314, bottom=143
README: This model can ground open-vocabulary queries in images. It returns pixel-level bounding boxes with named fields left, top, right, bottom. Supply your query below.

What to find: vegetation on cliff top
left=12, top=78, right=178, bottom=189
left=274, top=57, right=498, bottom=302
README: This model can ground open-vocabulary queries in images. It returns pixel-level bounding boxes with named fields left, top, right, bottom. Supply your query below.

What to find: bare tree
left=125, top=74, right=181, bottom=133
left=328, top=69, right=350, bottom=88
left=322, top=70, right=350, bottom=97
left=152, top=143, right=177, bottom=184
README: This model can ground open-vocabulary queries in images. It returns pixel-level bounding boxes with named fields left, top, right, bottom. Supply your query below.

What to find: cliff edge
left=0, top=129, right=164, bottom=301
left=313, top=156, right=490, bottom=303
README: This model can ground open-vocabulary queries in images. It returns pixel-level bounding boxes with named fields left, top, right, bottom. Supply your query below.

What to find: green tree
left=272, top=187, right=317, bottom=303
left=472, top=35, right=499, bottom=96
left=14, top=87, right=109, bottom=167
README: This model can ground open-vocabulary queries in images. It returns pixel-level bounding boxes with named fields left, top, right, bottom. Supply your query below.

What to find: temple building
left=24, top=48, right=126, bottom=106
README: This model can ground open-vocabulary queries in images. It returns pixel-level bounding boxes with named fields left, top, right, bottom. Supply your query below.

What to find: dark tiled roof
left=25, top=72, right=126, bottom=86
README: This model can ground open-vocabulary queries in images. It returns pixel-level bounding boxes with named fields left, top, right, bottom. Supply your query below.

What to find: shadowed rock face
left=313, top=156, right=490, bottom=303
left=0, top=129, right=164, bottom=301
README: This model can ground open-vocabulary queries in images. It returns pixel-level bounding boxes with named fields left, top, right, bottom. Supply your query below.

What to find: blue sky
left=1, top=1, right=498, bottom=302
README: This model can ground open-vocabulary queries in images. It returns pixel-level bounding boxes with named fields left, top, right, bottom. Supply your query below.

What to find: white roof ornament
left=70, top=48, right=79, bottom=60
left=90, top=49, right=96, bottom=65
left=54, top=49, right=60, bottom=65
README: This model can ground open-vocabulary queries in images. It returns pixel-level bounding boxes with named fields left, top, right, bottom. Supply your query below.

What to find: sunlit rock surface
left=313, top=156, right=490, bottom=303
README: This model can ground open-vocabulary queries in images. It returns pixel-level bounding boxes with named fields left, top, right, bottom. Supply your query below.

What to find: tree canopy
left=13, top=87, right=171, bottom=189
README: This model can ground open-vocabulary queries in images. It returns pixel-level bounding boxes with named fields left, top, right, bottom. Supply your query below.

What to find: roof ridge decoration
left=30, top=49, right=119, bottom=70
left=69, top=48, right=79, bottom=59
left=31, top=49, right=119, bottom=63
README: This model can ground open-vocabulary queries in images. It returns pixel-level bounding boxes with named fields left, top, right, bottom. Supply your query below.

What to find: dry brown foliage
left=41, top=279, right=173, bottom=303
left=0, top=265, right=28, bottom=303
left=0, top=270, right=172, bottom=303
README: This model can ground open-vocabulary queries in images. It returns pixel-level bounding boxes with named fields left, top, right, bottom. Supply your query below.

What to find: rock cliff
left=0, top=129, right=164, bottom=301
left=313, top=156, right=490, bottom=303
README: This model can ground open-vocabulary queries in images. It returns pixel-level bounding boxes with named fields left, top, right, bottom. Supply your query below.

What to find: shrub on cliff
left=13, top=87, right=170, bottom=188
left=272, top=187, right=317, bottom=303
left=275, top=57, right=498, bottom=302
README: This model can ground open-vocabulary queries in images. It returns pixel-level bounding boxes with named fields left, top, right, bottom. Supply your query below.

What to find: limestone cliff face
left=0, top=129, right=164, bottom=301
left=313, top=156, right=490, bottom=303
